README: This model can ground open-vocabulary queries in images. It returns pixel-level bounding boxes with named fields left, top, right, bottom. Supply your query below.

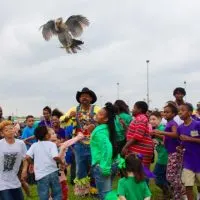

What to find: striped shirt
left=126, top=114, right=154, bottom=166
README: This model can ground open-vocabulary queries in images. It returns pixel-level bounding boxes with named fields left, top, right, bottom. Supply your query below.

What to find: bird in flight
left=40, top=15, right=89, bottom=53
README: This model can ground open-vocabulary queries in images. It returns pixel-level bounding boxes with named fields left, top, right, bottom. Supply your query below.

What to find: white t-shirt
left=0, top=139, right=27, bottom=191
left=26, top=141, right=58, bottom=180
left=174, top=115, right=183, bottom=126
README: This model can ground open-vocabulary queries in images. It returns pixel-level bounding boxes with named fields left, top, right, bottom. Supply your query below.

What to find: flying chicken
left=40, top=15, right=89, bottom=53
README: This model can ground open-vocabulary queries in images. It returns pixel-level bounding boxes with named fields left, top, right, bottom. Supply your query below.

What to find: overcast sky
left=1, top=0, right=200, bottom=116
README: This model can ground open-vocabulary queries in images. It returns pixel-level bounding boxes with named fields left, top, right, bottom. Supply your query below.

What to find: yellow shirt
left=60, top=105, right=101, bottom=135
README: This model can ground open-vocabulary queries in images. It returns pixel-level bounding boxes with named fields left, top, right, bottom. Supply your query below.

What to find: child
left=178, top=103, right=200, bottom=200
left=149, top=111, right=170, bottom=199
left=39, top=106, right=52, bottom=127
left=122, top=101, right=154, bottom=169
left=114, top=100, right=132, bottom=154
left=50, top=134, right=68, bottom=200
left=117, top=154, right=151, bottom=200
left=23, top=126, right=63, bottom=200
left=152, top=102, right=186, bottom=200
left=21, top=115, right=36, bottom=150
left=90, top=102, right=118, bottom=200
left=52, top=109, right=66, bottom=141
left=0, top=120, right=27, bottom=200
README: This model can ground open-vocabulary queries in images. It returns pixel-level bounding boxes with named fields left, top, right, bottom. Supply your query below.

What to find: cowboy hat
left=76, top=87, right=97, bottom=104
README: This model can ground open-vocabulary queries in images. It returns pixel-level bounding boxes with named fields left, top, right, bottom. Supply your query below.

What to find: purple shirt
left=178, top=120, right=200, bottom=172
left=55, top=128, right=65, bottom=139
left=39, top=120, right=52, bottom=127
left=164, top=120, right=180, bottom=154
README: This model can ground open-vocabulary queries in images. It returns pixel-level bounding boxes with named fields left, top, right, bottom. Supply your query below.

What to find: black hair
left=125, top=154, right=145, bottom=182
left=134, top=101, right=148, bottom=114
left=183, top=103, right=193, bottom=112
left=104, top=102, right=117, bottom=159
left=34, top=126, right=48, bottom=141
left=52, top=109, right=63, bottom=119
left=7, top=116, right=12, bottom=121
left=165, top=101, right=178, bottom=115
left=114, top=100, right=130, bottom=114
left=43, top=106, right=52, bottom=114
left=173, top=87, right=186, bottom=96
left=26, top=115, right=34, bottom=121
left=150, top=111, right=162, bottom=119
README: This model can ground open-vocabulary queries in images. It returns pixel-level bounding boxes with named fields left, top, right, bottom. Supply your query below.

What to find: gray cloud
left=1, top=0, right=200, bottom=116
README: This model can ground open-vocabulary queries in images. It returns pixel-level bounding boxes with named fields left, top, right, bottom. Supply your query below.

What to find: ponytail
left=104, top=102, right=118, bottom=159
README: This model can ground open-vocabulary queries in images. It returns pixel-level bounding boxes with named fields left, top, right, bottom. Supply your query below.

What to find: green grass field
left=24, top=176, right=162, bottom=200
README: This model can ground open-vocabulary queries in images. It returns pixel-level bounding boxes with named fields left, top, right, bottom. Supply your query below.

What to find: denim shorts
left=0, top=188, right=24, bottom=200
left=37, top=171, right=62, bottom=200
left=92, top=165, right=112, bottom=200
left=74, top=142, right=91, bottom=179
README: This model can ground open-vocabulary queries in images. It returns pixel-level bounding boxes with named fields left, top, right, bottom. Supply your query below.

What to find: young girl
left=90, top=102, right=118, bottom=200
left=152, top=102, right=186, bottom=200
left=114, top=100, right=132, bottom=154
left=117, top=154, right=151, bottom=200
left=149, top=111, right=170, bottom=199
left=23, top=126, right=63, bottom=200
left=122, top=101, right=154, bottom=169
left=178, top=103, right=200, bottom=200
left=52, top=109, right=66, bottom=142
left=50, top=134, right=68, bottom=200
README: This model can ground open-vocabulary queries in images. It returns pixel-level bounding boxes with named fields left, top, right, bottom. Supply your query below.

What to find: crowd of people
left=0, top=87, right=200, bottom=200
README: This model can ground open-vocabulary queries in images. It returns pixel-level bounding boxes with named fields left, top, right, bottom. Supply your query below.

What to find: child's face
left=149, top=115, right=161, bottom=128
left=179, top=105, right=191, bottom=120
left=52, top=116, right=60, bottom=127
left=132, top=105, right=140, bottom=116
left=96, top=108, right=108, bottom=124
left=164, top=106, right=175, bottom=121
left=26, top=117, right=34, bottom=127
left=43, top=110, right=51, bottom=120
left=50, top=134, right=61, bottom=146
left=2, top=125, right=15, bottom=139
left=174, top=92, right=184, bottom=101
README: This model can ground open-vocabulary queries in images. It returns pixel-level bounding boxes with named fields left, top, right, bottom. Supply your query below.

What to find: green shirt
left=90, top=124, right=112, bottom=176
left=115, top=113, right=132, bottom=142
left=118, top=177, right=151, bottom=200
left=155, top=124, right=168, bottom=165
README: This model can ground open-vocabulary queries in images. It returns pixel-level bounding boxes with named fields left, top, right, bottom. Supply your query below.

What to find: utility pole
left=146, top=60, right=150, bottom=107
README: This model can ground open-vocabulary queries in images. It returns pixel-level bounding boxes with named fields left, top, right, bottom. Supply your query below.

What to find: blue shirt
left=21, top=126, right=36, bottom=149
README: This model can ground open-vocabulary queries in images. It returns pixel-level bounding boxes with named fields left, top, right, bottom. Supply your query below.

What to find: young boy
left=0, top=120, right=27, bottom=200
left=149, top=111, right=170, bottom=199
left=122, top=101, right=154, bottom=169
left=23, top=126, right=64, bottom=200
left=178, top=103, right=200, bottom=200
left=21, top=115, right=36, bottom=150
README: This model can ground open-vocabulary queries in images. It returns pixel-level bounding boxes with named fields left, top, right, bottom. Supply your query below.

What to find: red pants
left=60, top=181, right=68, bottom=200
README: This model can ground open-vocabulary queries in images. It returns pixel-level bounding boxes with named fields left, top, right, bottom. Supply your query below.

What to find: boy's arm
left=154, top=125, right=178, bottom=138
left=180, top=135, right=200, bottom=143
left=21, top=159, right=29, bottom=181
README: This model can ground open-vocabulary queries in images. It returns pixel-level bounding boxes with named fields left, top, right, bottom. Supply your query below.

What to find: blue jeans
left=0, top=188, right=24, bottom=200
left=74, top=142, right=91, bottom=179
left=37, top=171, right=62, bottom=200
left=92, top=165, right=113, bottom=200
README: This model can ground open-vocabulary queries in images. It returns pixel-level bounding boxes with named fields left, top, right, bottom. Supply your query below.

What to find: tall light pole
left=184, top=81, right=187, bottom=101
left=146, top=60, right=150, bottom=107
left=117, top=82, right=120, bottom=99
